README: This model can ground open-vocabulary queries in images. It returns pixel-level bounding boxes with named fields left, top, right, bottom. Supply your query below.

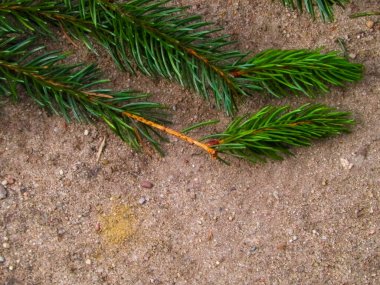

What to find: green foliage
left=0, top=0, right=361, bottom=163
left=280, top=0, right=350, bottom=21
left=71, top=0, right=248, bottom=114
left=206, top=104, right=353, bottom=162
left=0, top=0, right=361, bottom=115
left=231, top=49, right=362, bottom=98
left=0, top=31, right=166, bottom=152
left=0, top=0, right=244, bottom=114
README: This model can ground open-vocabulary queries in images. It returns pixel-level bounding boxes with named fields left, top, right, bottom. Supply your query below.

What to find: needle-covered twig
left=0, top=1, right=360, bottom=164
left=203, top=104, right=354, bottom=163
left=0, top=0, right=362, bottom=114
left=279, top=0, right=350, bottom=21
left=0, top=32, right=167, bottom=152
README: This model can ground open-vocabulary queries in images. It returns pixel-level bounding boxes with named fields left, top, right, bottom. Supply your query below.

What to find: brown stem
left=230, top=70, right=246, bottom=77
left=122, top=111, right=218, bottom=158
left=58, top=21, right=79, bottom=48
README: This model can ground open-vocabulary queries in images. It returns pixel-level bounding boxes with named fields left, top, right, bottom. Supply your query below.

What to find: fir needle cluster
left=0, top=0, right=363, bottom=163
left=0, top=31, right=167, bottom=152
left=0, top=0, right=361, bottom=114
left=279, top=0, right=350, bottom=21
left=204, top=104, right=354, bottom=162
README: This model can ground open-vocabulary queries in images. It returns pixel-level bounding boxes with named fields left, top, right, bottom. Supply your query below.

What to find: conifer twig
left=229, top=49, right=362, bottom=97
left=0, top=2, right=359, bottom=164
left=203, top=104, right=354, bottom=163
left=0, top=32, right=167, bottom=152
left=279, top=0, right=349, bottom=21
left=0, top=0, right=362, bottom=114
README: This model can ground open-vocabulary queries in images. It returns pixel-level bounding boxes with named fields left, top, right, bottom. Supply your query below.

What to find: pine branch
left=279, top=0, right=350, bottom=21
left=204, top=104, right=354, bottom=163
left=0, top=0, right=362, bottom=115
left=0, top=32, right=167, bottom=152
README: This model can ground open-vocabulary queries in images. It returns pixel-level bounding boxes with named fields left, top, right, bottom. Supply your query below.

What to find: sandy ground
left=1, top=1, right=379, bottom=284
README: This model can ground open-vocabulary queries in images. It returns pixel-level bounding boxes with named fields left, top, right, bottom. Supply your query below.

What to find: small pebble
left=1, top=180, right=7, bottom=186
left=3, top=242, right=10, bottom=249
left=348, top=53, right=357, bottom=59
left=59, top=169, right=64, bottom=176
left=8, top=265, right=14, bottom=271
left=289, top=236, right=298, bottom=243
left=366, top=20, right=374, bottom=29
left=57, top=228, right=65, bottom=237
left=5, top=176, right=15, bottom=185
left=138, top=197, right=147, bottom=205
left=340, top=158, right=353, bottom=170
left=0, top=256, right=5, bottom=263
left=248, top=246, right=257, bottom=255
left=84, top=129, right=89, bottom=136
left=0, top=185, right=7, bottom=200
left=277, top=243, right=287, bottom=251
left=141, top=181, right=154, bottom=189
left=85, top=259, right=92, bottom=265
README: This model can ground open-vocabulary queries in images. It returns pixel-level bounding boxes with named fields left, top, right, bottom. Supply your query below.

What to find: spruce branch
left=0, top=31, right=354, bottom=163
left=204, top=104, right=354, bottom=163
left=0, top=32, right=167, bottom=152
left=0, top=0, right=362, bottom=114
left=65, top=0, right=245, bottom=114
left=0, top=0, right=133, bottom=70
left=0, top=2, right=358, bottom=164
left=279, top=0, right=350, bottom=21
left=0, top=0, right=245, bottom=114
left=0, top=30, right=217, bottom=157
left=229, top=49, right=362, bottom=98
